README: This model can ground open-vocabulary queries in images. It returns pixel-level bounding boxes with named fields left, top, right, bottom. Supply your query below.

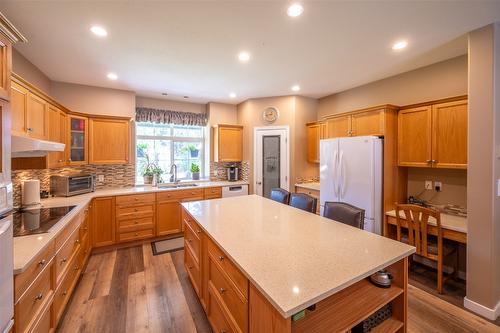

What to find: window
left=136, top=122, right=206, bottom=184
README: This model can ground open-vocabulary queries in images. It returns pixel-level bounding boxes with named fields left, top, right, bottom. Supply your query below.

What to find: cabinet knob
left=426, top=160, right=432, bottom=164
left=58, top=159, right=64, bottom=162
left=218, top=255, right=224, bottom=261
left=134, top=208, right=138, bottom=212
left=74, top=265, right=80, bottom=271
left=75, top=239, right=80, bottom=244
left=188, top=238, right=192, bottom=243
left=61, top=258, right=67, bottom=264
left=34, top=293, right=43, bottom=301
left=38, top=259, right=46, bottom=266
left=135, top=232, right=139, bottom=236
left=196, top=229, right=201, bottom=234
left=188, top=265, right=193, bottom=270
left=27, top=127, right=33, bottom=132
left=219, top=288, right=226, bottom=294
left=432, top=160, right=438, bottom=163
left=62, top=291, right=68, bottom=296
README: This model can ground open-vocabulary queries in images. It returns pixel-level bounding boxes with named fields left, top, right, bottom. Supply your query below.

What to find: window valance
left=135, top=107, right=207, bottom=126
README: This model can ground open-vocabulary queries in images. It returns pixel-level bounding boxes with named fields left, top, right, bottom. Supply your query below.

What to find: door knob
left=256, top=182, right=262, bottom=185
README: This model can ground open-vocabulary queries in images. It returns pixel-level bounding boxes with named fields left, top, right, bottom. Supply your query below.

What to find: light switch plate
left=497, top=179, right=500, bottom=197
left=425, top=180, right=433, bottom=190
left=98, top=174, right=104, bottom=182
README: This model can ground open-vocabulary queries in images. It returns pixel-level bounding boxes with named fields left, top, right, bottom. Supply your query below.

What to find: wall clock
left=263, top=107, right=279, bottom=123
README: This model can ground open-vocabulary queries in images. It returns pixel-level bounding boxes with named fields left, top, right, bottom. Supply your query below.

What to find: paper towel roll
left=22, top=180, right=41, bottom=206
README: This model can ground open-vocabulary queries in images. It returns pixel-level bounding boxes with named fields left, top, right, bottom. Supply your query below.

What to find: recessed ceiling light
left=291, top=85, right=300, bottom=92
left=287, top=3, right=304, bottom=17
left=183, top=96, right=189, bottom=99
left=90, top=25, right=107, bottom=37
left=107, top=72, right=118, bottom=80
left=161, top=92, right=168, bottom=96
left=392, top=40, right=408, bottom=51
left=238, top=51, right=251, bottom=62
left=229, top=92, right=237, bottom=98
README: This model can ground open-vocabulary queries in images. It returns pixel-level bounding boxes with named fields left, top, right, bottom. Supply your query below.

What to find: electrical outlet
left=98, top=174, right=105, bottom=182
left=497, top=179, right=500, bottom=197
left=435, top=181, right=442, bottom=192
left=425, top=180, right=433, bottom=190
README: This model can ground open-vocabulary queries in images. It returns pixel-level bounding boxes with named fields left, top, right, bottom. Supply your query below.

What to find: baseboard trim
left=464, top=296, right=500, bottom=320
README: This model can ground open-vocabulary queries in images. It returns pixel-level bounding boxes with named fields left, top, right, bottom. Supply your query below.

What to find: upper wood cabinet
left=47, top=105, right=67, bottom=168
left=306, top=123, right=320, bottom=163
left=67, top=115, right=88, bottom=165
left=89, top=117, right=130, bottom=164
left=325, top=115, right=350, bottom=138
left=213, top=124, right=243, bottom=162
left=26, top=92, right=49, bottom=139
left=11, top=80, right=27, bottom=136
left=398, top=99, right=467, bottom=169
left=350, top=109, right=385, bottom=137
left=0, top=33, right=12, bottom=101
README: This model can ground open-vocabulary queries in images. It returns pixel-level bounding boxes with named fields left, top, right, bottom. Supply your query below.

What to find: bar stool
left=289, top=193, right=317, bottom=213
left=323, top=202, right=365, bottom=229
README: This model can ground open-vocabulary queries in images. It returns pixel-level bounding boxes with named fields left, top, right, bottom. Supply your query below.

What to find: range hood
left=11, top=135, right=65, bottom=158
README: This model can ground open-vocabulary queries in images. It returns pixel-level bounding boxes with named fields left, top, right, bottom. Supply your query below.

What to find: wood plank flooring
left=57, top=244, right=500, bottom=333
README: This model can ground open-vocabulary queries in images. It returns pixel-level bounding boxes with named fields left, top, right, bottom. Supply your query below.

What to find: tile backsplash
left=12, top=164, right=135, bottom=207
left=210, top=161, right=249, bottom=181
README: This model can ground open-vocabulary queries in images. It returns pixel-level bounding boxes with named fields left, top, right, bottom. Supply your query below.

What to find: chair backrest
left=289, top=193, right=317, bottom=213
left=395, top=203, right=441, bottom=258
left=270, top=188, right=290, bottom=204
left=323, top=202, right=365, bottom=229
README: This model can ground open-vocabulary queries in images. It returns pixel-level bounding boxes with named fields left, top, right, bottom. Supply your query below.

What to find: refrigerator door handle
left=339, top=150, right=346, bottom=199
left=332, top=149, right=338, bottom=198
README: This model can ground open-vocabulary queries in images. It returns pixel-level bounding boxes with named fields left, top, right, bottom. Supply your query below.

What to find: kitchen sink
left=157, top=183, right=199, bottom=189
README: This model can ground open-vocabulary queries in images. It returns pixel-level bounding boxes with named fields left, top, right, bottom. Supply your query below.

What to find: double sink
left=157, top=182, right=199, bottom=189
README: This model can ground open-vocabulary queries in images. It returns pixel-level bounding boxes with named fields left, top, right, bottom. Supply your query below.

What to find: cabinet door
left=11, top=80, right=27, bottom=136
left=319, top=122, right=327, bottom=139
left=92, top=197, right=115, bottom=247
left=89, top=118, right=130, bottom=164
left=217, top=125, right=243, bottom=162
left=325, top=116, right=350, bottom=138
left=68, top=115, right=88, bottom=165
left=0, top=34, right=11, bottom=101
left=398, top=106, right=432, bottom=167
left=432, top=100, right=468, bottom=169
left=156, top=200, right=181, bottom=236
left=306, top=123, right=320, bottom=163
left=47, top=105, right=66, bottom=168
left=26, top=92, right=48, bottom=139
left=351, top=109, right=384, bottom=137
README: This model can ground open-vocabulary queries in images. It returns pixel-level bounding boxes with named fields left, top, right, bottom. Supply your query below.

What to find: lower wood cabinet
left=116, top=194, right=155, bottom=242
left=157, top=194, right=182, bottom=236
left=92, top=197, right=116, bottom=247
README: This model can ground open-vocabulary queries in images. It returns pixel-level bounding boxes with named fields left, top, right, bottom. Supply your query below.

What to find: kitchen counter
left=182, top=194, right=415, bottom=318
left=385, top=209, right=467, bottom=234
left=294, top=182, right=320, bottom=191
left=13, top=180, right=248, bottom=274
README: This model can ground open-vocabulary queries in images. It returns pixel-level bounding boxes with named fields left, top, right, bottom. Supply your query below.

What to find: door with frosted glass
left=254, top=128, right=289, bottom=197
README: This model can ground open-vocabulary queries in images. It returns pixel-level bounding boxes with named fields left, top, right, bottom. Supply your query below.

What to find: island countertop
left=182, top=194, right=415, bottom=318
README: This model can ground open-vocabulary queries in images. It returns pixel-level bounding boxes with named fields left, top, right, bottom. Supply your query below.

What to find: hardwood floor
left=58, top=244, right=500, bottom=333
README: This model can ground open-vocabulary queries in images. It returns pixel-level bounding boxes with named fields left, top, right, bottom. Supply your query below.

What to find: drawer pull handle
left=75, top=239, right=80, bottom=244
left=75, top=265, right=80, bottom=271
left=218, top=255, right=224, bottom=261
left=219, top=288, right=226, bottom=294
left=34, top=293, right=43, bottom=301
left=135, top=232, right=139, bottom=236
left=134, top=198, right=139, bottom=201
left=188, top=238, right=192, bottom=243
left=38, top=259, right=46, bottom=266
left=62, top=291, right=68, bottom=296
left=83, top=227, right=88, bottom=231
left=426, top=159, right=432, bottom=163
left=61, top=258, right=67, bottom=264
left=196, top=229, right=201, bottom=234
left=220, top=330, right=226, bottom=333
left=188, top=265, right=193, bottom=270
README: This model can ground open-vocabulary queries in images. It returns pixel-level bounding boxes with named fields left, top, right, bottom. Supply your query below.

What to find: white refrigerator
left=320, top=136, right=383, bottom=234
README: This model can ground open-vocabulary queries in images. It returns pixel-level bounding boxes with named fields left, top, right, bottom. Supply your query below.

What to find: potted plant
left=136, top=142, right=148, bottom=158
left=185, top=144, right=199, bottom=158
left=191, top=163, right=200, bottom=180
left=141, top=153, right=163, bottom=184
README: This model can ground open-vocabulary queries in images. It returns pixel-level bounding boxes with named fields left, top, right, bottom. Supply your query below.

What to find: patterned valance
left=135, top=107, right=208, bottom=126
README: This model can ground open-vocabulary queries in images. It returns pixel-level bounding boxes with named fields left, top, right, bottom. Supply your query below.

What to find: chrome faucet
left=169, top=163, right=178, bottom=183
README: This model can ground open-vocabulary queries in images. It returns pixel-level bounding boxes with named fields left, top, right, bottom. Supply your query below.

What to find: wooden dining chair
left=395, top=203, right=457, bottom=294
left=270, top=188, right=290, bottom=204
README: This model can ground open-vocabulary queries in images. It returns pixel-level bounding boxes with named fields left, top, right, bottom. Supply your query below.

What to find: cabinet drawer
left=80, top=215, right=89, bottom=240
left=117, top=217, right=154, bottom=233
left=184, top=222, right=201, bottom=263
left=209, top=257, right=248, bottom=332
left=185, top=245, right=201, bottom=297
left=29, top=301, right=52, bottom=333
left=116, top=204, right=155, bottom=220
left=207, top=238, right=248, bottom=298
left=55, top=228, right=80, bottom=285
left=204, top=187, right=222, bottom=199
left=117, top=228, right=154, bottom=243
left=157, top=188, right=204, bottom=201
left=53, top=254, right=80, bottom=324
left=78, top=232, right=91, bottom=268
left=55, top=214, right=81, bottom=252
left=15, top=262, right=53, bottom=333
left=295, top=187, right=319, bottom=199
left=182, top=209, right=199, bottom=234
left=14, top=241, right=55, bottom=302
left=115, top=193, right=155, bottom=206
left=208, top=284, right=235, bottom=333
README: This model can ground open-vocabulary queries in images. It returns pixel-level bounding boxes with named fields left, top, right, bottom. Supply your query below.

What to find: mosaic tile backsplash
left=12, top=164, right=135, bottom=207
left=209, top=161, right=249, bottom=182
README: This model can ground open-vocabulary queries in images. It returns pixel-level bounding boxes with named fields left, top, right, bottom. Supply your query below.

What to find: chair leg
left=437, top=257, right=444, bottom=294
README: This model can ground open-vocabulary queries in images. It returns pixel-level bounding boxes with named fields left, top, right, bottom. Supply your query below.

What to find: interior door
left=254, top=128, right=289, bottom=198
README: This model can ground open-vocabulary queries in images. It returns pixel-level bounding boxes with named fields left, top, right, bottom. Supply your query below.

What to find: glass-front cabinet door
left=67, top=115, right=88, bottom=165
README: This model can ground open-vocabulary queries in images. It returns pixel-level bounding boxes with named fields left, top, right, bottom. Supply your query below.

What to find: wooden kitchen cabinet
left=0, top=33, right=12, bottom=101
left=398, top=98, right=467, bottom=169
left=47, top=104, right=67, bottom=168
left=92, top=196, right=116, bottom=247
left=350, top=109, right=385, bottom=137
left=26, top=92, right=49, bottom=139
left=214, top=124, right=243, bottom=162
left=325, top=115, right=350, bottom=138
left=67, top=115, right=88, bottom=165
left=89, top=117, right=130, bottom=164
left=11, top=80, right=27, bottom=135
left=156, top=189, right=204, bottom=236
left=306, top=122, right=320, bottom=163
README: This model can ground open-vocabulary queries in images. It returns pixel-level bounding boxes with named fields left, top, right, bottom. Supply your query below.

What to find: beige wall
left=407, top=168, right=467, bottom=208
left=12, top=48, right=51, bottom=94
left=237, top=96, right=318, bottom=194
left=466, top=23, right=500, bottom=317
left=207, top=102, right=237, bottom=125
left=136, top=96, right=206, bottom=114
left=294, top=96, right=320, bottom=180
left=318, top=55, right=468, bottom=117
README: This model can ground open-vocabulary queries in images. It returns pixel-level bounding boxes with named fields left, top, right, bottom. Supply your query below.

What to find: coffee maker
left=227, top=164, right=239, bottom=181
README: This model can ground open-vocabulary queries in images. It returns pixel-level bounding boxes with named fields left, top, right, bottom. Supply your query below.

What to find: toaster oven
left=50, top=174, right=96, bottom=197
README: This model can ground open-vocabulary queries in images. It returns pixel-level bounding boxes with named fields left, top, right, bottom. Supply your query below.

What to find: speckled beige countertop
left=13, top=180, right=248, bottom=274
left=385, top=210, right=467, bottom=234
left=182, top=195, right=415, bottom=318
left=294, top=182, right=320, bottom=191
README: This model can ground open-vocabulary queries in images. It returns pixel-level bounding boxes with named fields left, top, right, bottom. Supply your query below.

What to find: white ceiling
left=2, top=1, right=500, bottom=105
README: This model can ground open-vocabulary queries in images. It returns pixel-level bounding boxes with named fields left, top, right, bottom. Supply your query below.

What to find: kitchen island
left=181, top=195, right=415, bottom=333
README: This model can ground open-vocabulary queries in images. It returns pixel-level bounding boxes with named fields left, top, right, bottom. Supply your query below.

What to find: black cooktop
left=13, top=206, right=76, bottom=237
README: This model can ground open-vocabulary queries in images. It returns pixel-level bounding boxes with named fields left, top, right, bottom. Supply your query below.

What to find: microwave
left=50, top=174, right=96, bottom=197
